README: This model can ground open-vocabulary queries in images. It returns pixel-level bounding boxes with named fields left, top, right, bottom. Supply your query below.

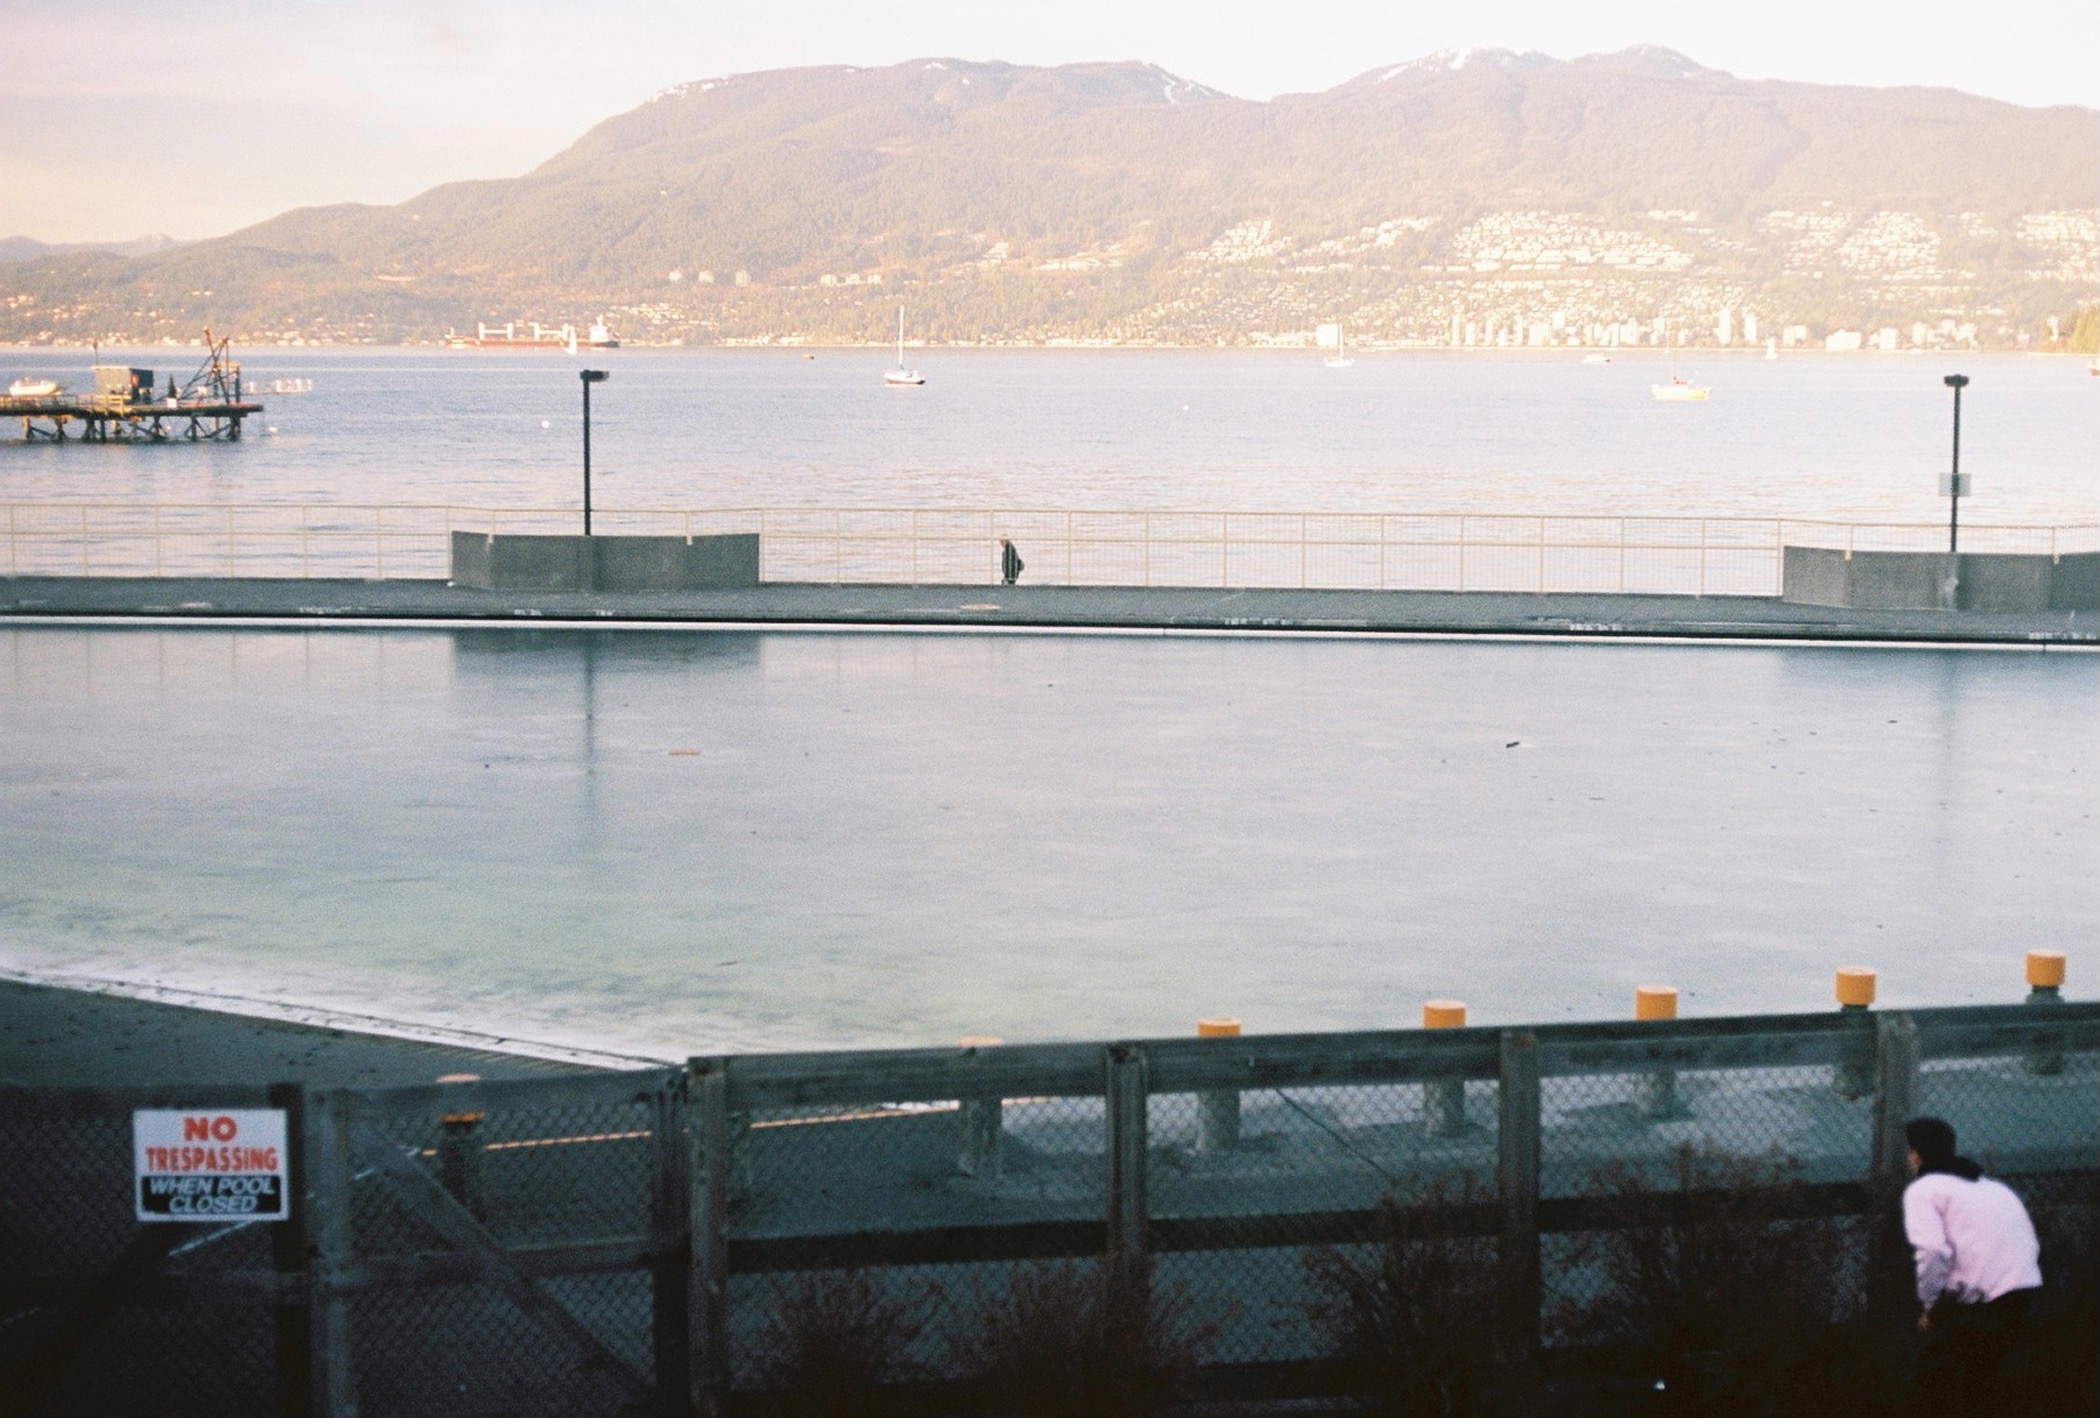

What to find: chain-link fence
left=4, top=1004, right=2094, bottom=1415
left=702, top=1005, right=2096, bottom=1412
left=310, top=1069, right=684, bottom=1418
left=7, top=501, right=2096, bottom=596
left=0, top=1084, right=291, bottom=1418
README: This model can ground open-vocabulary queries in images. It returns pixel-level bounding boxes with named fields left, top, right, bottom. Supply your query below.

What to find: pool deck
left=2, top=575, right=2095, bottom=645
left=0, top=978, right=612, bottom=1089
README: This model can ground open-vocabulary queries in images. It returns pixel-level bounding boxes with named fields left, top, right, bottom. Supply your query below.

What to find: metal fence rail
left=7, top=502, right=2097, bottom=597
left=3, top=1002, right=2094, bottom=1415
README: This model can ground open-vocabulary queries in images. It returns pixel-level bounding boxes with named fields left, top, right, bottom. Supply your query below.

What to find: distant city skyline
left=2, top=0, right=2095, bottom=244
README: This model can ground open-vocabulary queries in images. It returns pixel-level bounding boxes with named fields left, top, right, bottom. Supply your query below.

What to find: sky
left=3, top=0, right=2095, bottom=244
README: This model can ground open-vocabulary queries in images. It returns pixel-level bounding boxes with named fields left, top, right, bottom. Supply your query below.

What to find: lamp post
left=579, top=369, right=610, bottom=535
left=1941, top=373, right=1968, bottom=611
left=1942, top=373, right=1968, bottom=555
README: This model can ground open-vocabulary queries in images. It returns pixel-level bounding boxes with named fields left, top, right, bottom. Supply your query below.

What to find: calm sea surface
left=2, top=626, right=2092, bottom=1058
left=3, top=346, right=2096, bottom=523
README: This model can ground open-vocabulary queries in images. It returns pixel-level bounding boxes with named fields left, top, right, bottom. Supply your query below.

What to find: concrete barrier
left=1783, top=546, right=2100, bottom=612
left=450, top=531, right=760, bottom=592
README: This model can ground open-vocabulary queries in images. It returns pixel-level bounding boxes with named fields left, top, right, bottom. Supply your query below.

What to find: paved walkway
left=2, top=575, right=2094, bottom=645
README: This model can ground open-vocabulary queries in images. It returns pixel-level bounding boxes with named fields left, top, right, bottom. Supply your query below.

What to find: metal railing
left=3, top=1000, right=2093, bottom=1415
left=6, top=502, right=2097, bottom=597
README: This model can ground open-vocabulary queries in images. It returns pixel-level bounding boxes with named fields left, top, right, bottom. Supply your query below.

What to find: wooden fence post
left=305, top=1090, right=358, bottom=1418
left=1106, top=1044, right=1149, bottom=1259
left=1496, top=1030, right=1542, bottom=1415
left=1867, top=1014, right=1922, bottom=1332
left=956, top=1036, right=1005, bottom=1179
left=269, top=1082, right=313, bottom=1418
left=651, top=1076, right=694, bottom=1417
left=1870, top=1013, right=1920, bottom=1184
left=689, top=1061, right=733, bottom=1418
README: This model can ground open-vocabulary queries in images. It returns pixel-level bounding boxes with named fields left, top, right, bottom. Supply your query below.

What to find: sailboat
left=1650, top=320, right=1710, bottom=400
left=883, top=307, right=925, bottom=386
left=1324, top=325, right=1354, bottom=369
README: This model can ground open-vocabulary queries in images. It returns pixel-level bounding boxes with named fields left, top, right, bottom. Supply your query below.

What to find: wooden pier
left=5, top=332, right=263, bottom=443
left=5, top=392, right=264, bottom=442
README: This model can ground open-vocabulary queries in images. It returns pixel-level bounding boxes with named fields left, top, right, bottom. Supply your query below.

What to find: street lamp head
left=1943, top=373, right=1969, bottom=389
left=580, top=369, right=610, bottom=384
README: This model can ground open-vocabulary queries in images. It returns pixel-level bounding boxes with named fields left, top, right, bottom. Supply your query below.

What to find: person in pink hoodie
left=1903, top=1116, right=2044, bottom=1417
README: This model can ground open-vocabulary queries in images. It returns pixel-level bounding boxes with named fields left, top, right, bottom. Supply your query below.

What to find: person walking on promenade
left=1000, top=537, right=1024, bottom=586
left=1903, top=1116, right=2042, bottom=1417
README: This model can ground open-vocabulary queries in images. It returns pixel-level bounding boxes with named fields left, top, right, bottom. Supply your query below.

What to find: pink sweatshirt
left=1902, top=1171, right=2043, bottom=1307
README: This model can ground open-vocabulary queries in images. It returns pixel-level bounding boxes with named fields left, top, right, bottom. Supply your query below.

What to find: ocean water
left=2, top=346, right=2096, bottom=524
left=2, top=625, right=2092, bottom=1059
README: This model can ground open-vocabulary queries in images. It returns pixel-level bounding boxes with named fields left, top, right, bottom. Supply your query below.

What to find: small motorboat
left=8, top=377, right=62, bottom=398
left=1651, top=375, right=1710, bottom=402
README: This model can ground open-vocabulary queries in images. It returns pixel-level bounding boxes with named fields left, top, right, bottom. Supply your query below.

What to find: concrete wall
left=1783, top=546, right=2100, bottom=612
left=450, top=532, right=760, bottom=592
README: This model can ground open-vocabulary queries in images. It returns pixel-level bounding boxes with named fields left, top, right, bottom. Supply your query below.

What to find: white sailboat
left=1765, top=336, right=1778, bottom=361
left=1650, top=319, right=1709, bottom=400
left=883, top=307, right=925, bottom=386
left=1324, top=325, right=1353, bottom=368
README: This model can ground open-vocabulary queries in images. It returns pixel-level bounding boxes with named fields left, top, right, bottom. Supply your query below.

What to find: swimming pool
left=2, top=625, right=2091, bottom=1057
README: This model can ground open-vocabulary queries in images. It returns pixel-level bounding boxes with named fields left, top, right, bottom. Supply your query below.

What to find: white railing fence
left=4, top=504, right=2095, bottom=598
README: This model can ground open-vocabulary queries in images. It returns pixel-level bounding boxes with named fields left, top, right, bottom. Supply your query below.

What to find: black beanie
left=1906, top=1117, right=1958, bottom=1169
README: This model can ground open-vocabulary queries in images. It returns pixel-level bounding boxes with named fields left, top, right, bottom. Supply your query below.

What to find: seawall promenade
left=4, top=575, right=2096, bottom=644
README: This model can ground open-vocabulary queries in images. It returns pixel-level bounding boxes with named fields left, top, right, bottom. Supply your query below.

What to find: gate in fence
left=3, top=1002, right=2094, bottom=1415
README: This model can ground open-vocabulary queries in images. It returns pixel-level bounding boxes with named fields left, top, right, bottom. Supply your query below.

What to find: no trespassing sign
left=133, top=1109, right=289, bottom=1222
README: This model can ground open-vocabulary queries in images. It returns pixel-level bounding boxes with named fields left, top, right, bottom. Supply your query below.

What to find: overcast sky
left=3, top=0, right=2095, bottom=244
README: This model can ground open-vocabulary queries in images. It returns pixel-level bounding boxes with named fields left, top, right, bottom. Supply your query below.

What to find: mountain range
left=3, top=48, right=2094, bottom=349
left=0, top=235, right=185, bottom=265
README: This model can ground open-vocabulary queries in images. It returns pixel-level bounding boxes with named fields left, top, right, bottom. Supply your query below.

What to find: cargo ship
left=445, top=319, right=619, bottom=351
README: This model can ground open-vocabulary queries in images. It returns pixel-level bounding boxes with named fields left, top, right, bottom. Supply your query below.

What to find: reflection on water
left=2, top=626, right=2093, bottom=1055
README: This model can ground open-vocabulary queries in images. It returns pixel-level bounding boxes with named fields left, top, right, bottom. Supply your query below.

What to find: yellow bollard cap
left=1196, top=1017, right=1242, bottom=1038
left=1835, top=967, right=1877, bottom=1007
left=1635, top=985, right=1679, bottom=1021
left=436, top=1073, right=485, bottom=1126
left=1423, top=1000, right=1467, bottom=1029
left=957, top=1035, right=1003, bottom=1049
left=2026, top=951, right=2066, bottom=989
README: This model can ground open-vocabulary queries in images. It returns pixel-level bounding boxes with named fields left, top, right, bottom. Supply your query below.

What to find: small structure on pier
left=4, top=334, right=262, bottom=443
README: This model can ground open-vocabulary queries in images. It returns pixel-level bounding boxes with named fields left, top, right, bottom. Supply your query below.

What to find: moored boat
left=7, top=377, right=62, bottom=398
left=884, top=307, right=925, bottom=385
